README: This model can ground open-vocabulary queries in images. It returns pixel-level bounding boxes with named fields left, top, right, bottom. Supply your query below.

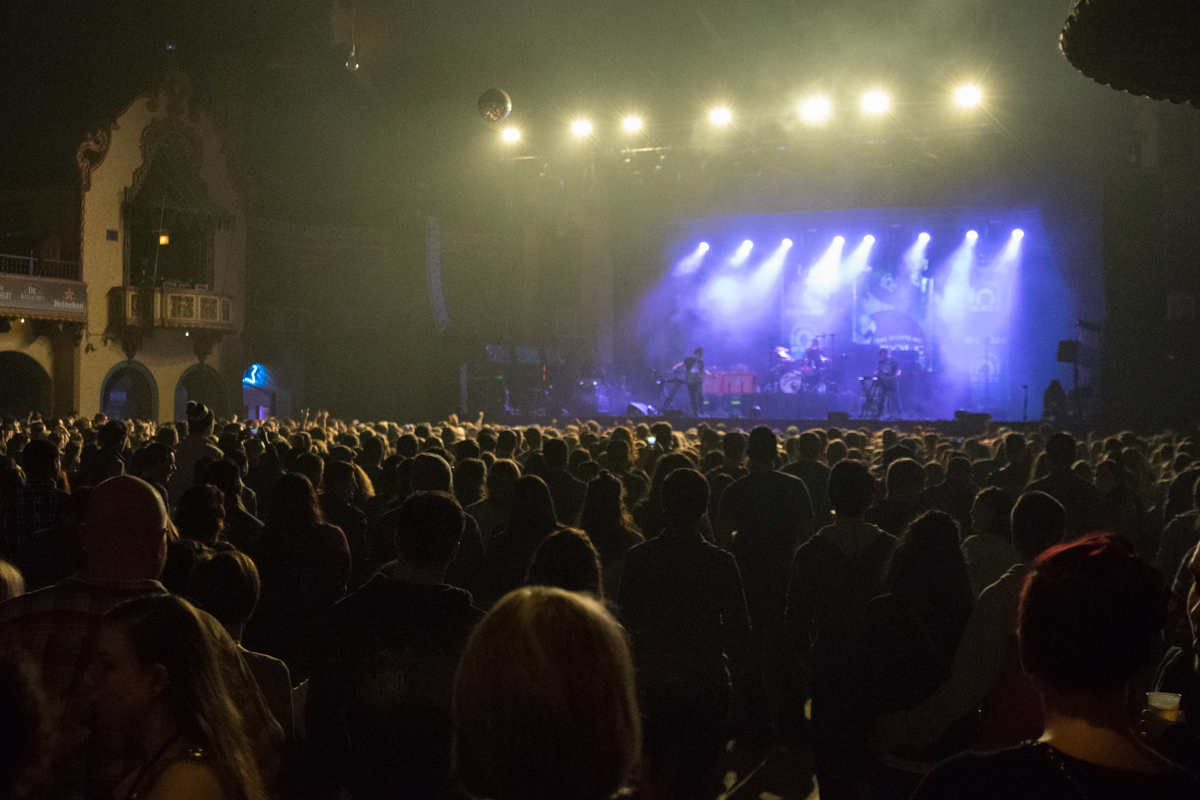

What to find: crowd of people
left=0, top=400, right=1198, bottom=800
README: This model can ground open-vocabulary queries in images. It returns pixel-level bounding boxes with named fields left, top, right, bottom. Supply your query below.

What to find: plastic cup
left=1147, top=692, right=1181, bottom=723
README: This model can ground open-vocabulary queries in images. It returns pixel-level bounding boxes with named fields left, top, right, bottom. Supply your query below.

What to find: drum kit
left=767, top=345, right=833, bottom=395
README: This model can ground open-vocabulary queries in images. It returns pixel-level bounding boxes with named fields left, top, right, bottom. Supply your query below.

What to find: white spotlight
left=501, top=127, right=520, bottom=142
left=864, top=235, right=876, bottom=245
left=918, top=232, right=931, bottom=243
left=955, top=85, right=982, bottom=107
left=710, top=107, right=732, bottom=125
left=571, top=119, right=592, bottom=137
left=623, top=116, right=643, bottom=132
left=862, top=91, right=889, bottom=114
left=966, top=230, right=979, bottom=241
left=782, top=238, right=793, bottom=248
left=833, top=235, right=845, bottom=245
left=699, top=242, right=710, bottom=252
left=1012, top=229, right=1024, bottom=239
left=800, top=96, right=831, bottom=124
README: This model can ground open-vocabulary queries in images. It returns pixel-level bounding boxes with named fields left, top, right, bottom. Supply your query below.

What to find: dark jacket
left=307, top=577, right=484, bottom=800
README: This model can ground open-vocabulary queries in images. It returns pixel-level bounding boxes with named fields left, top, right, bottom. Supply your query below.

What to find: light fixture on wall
left=158, top=230, right=170, bottom=246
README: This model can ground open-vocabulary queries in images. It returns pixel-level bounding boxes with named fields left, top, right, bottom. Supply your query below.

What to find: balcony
left=0, top=252, right=82, bottom=281
left=0, top=253, right=87, bottom=322
left=108, top=285, right=235, bottom=332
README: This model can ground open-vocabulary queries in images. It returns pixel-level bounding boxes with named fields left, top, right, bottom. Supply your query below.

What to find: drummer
left=804, top=337, right=827, bottom=370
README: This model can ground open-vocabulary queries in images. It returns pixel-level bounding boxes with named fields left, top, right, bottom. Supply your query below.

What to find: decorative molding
left=190, top=329, right=221, bottom=364
left=77, top=124, right=115, bottom=192
left=124, top=117, right=205, bottom=204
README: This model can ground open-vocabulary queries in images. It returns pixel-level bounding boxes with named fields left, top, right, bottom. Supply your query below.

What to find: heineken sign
left=0, top=275, right=88, bottom=321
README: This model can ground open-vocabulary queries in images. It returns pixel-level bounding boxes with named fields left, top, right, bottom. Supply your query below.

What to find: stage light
left=710, top=107, right=732, bottom=125
left=966, top=230, right=979, bottom=241
left=862, top=91, right=889, bottom=114
left=800, top=96, right=831, bottom=124
left=623, top=116, right=643, bottom=132
left=730, top=239, right=754, bottom=267
left=918, top=232, right=931, bottom=243
left=782, top=238, right=793, bottom=248
left=833, top=236, right=845, bottom=245
left=955, top=85, right=982, bottom=107
left=571, top=119, right=592, bottom=136
left=863, top=235, right=876, bottom=245
left=501, top=127, right=520, bottom=142
left=699, top=242, right=710, bottom=252
left=1012, top=229, right=1024, bottom=239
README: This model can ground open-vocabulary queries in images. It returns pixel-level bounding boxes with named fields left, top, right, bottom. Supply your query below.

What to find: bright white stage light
left=710, top=107, right=732, bottom=125
left=730, top=239, right=755, bottom=267
left=1012, top=229, right=1024, bottom=239
left=699, top=242, right=710, bottom=252
left=862, top=91, right=889, bottom=114
left=966, top=230, right=979, bottom=241
left=918, top=232, right=931, bottom=243
left=800, top=96, right=831, bottom=124
left=955, top=85, right=982, bottom=107
left=863, top=235, right=876, bottom=244
left=833, top=235, right=845, bottom=245
left=782, top=238, right=793, bottom=248
left=501, top=127, right=520, bottom=142
left=572, top=119, right=592, bottom=136
left=623, top=116, right=643, bottom=132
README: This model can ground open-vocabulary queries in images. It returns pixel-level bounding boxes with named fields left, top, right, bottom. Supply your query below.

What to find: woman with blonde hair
left=453, top=586, right=640, bottom=800
left=91, top=594, right=267, bottom=800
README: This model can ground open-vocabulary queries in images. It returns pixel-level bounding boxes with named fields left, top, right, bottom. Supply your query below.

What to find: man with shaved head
left=0, top=475, right=172, bottom=796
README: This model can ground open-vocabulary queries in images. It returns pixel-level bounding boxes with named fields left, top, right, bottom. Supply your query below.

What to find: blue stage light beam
left=904, top=232, right=931, bottom=273
left=938, top=232, right=978, bottom=325
left=842, top=234, right=876, bottom=281
left=730, top=239, right=754, bottom=267
left=672, top=242, right=711, bottom=276
left=747, top=238, right=793, bottom=298
left=805, top=236, right=846, bottom=294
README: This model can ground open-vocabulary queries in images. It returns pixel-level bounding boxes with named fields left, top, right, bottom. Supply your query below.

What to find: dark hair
left=886, top=511, right=974, bottom=622
left=265, top=472, right=324, bottom=531
left=661, top=468, right=709, bottom=523
left=828, top=460, right=876, bottom=517
left=885, top=458, right=926, bottom=496
left=945, top=456, right=972, bottom=481
left=185, top=401, right=215, bottom=435
left=199, top=458, right=244, bottom=512
left=543, top=438, right=569, bottom=471
left=722, top=431, right=747, bottom=459
left=174, top=485, right=225, bottom=545
left=1011, top=491, right=1065, bottom=561
left=747, top=426, right=777, bottom=465
left=20, top=439, right=59, bottom=481
left=797, top=432, right=821, bottom=460
left=1019, top=534, right=1171, bottom=695
left=1044, top=432, right=1076, bottom=467
left=188, top=551, right=260, bottom=627
left=526, top=528, right=603, bottom=598
left=972, top=486, right=1013, bottom=536
left=580, top=471, right=641, bottom=562
left=505, top=476, right=559, bottom=543
left=453, top=458, right=487, bottom=507
left=105, top=595, right=266, bottom=800
left=393, top=491, right=465, bottom=568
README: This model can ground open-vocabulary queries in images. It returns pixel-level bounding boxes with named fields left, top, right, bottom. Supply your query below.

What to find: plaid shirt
left=0, top=482, right=69, bottom=560
left=0, top=574, right=167, bottom=798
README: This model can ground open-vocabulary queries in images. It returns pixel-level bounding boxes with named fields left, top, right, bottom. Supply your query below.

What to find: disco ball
left=345, top=44, right=360, bottom=73
left=478, top=89, right=512, bottom=122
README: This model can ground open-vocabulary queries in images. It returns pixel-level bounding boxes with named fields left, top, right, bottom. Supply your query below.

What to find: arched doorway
left=175, top=363, right=227, bottom=421
left=100, top=361, right=158, bottom=421
left=0, top=351, right=52, bottom=418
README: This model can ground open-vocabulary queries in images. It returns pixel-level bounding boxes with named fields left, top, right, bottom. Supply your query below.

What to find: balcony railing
left=108, top=285, right=235, bottom=332
left=0, top=253, right=82, bottom=281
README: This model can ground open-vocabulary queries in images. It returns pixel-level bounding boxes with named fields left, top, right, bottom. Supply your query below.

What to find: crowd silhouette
left=0, top=401, right=1199, bottom=799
